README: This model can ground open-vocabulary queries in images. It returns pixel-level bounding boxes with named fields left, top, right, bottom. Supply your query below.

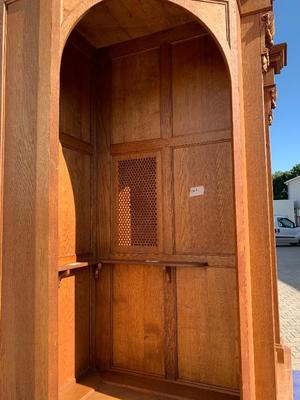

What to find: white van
left=274, top=215, right=300, bottom=246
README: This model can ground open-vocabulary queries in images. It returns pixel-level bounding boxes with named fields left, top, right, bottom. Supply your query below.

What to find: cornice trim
left=270, top=43, right=287, bottom=74
left=238, top=3, right=273, bottom=18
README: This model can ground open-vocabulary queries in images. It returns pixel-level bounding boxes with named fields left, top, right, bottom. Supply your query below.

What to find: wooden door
left=95, top=23, right=240, bottom=392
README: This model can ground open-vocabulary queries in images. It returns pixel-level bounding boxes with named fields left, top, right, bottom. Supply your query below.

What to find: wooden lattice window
left=113, top=154, right=161, bottom=251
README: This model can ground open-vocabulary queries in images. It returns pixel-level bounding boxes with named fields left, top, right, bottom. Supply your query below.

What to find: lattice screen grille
left=116, top=156, right=158, bottom=247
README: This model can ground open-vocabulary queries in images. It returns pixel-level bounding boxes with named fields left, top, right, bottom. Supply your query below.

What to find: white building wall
left=273, top=199, right=295, bottom=222
left=287, top=178, right=300, bottom=204
left=286, top=177, right=300, bottom=225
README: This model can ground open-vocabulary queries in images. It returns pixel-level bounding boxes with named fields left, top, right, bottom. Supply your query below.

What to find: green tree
left=273, top=164, right=300, bottom=200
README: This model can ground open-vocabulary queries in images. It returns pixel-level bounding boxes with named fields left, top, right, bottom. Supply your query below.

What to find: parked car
left=274, top=215, right=300, bottom=245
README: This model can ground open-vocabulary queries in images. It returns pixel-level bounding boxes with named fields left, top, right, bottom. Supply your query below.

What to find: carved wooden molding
left=265, top=85, right=277, bottom=126
left=270, top=43, right=287, bottom=75
left=261, top=12, right=275, bottom=73
left=238, top=0, right=273, bottom=17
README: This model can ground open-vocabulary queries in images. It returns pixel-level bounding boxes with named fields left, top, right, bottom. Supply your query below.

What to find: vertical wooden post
left=263, top=71, right=281, bottom=346
left=230, top=4, right=256, bottom=400
left=0, top=1, right=60, bottom=399
left=241, top=10, right=277, bottom=400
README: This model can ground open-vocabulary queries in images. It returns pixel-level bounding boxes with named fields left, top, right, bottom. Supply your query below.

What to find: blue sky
left=270, top=0, right=300, bottom=172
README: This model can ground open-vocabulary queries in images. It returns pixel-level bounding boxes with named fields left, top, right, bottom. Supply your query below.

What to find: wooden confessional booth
left=58, top=3, right=239, bottom=399
left=0, top=1, right=292, bottom=400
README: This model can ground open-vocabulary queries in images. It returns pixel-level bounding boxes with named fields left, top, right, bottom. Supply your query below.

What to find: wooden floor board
left=59, top=371, right=239, bottom=400
left=60, top=370, right=239, bottom=400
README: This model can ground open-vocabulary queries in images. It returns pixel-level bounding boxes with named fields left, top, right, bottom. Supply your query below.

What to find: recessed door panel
left=172, top=35, right=231, bottom=137
left=112, top=48, right=161, bottom=144
left=176, top=267, right=240, bottom=389
left=173, top=142, right=235, bottom=255
left=112, top=264, right=165, bottom=376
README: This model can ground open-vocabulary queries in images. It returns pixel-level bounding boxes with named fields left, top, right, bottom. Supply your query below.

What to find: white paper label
left=189, top=186, right=205, bottom=197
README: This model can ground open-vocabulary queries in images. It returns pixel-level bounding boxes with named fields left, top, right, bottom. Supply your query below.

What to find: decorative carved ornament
left=265, top=86, right=277, bottom=126
left=261, top=12, right=275, bottom=73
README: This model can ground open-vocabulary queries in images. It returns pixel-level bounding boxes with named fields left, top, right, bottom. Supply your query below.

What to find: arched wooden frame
left=0, top=1, right=255, bottom=399
left=58, top=2, right=254, bottom=398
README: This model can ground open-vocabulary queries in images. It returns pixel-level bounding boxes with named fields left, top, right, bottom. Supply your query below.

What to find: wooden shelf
left=100, top=259, right=208, bottom=268
left=57, top=258, right=208, bottom=286
left=58, top=260, right=100, bottom=273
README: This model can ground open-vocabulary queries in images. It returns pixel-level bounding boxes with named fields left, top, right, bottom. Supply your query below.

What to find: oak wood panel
left=160, top=43, right=174, bottom=257
left=95, top=51, right=112, bottom=258
left=60, top=41, right=92, bottom=143
left=108, top=22, right=206, bottom=60
left=60, top=132, right=94, bottom=155
left=241, top=13, right=277, bottom=400
left=173, top=142, right=235, bottom=255
left=110, top=130, right=232, bottom=155
left=59, top=145, right=92, bottom=258
left=58, top=269, right=91, bottom=389
left=176, top=267, right=240, bottom=389
left=76, top=0, right=194, bottom=49
left=172, top=35, right=231, bottom=137
left=0, top=2, right=60, bottom=399
left=112, top=48, right=161, bottom=144
left=229, top=8, right=256, bottom=400
left=112, top=264, right=165, bottom=376
left=95, top=264, right=113, bottom=371
left=163, top=267, right=178, bottom=380
left=1, top=4, right=37, bottom=397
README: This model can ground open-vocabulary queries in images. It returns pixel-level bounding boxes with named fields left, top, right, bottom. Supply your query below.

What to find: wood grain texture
left=59, top=145, right=92, bottom=258
left=75, top=0, right=194, bottom=49
left=95, top=49, right=112, bottom=259
left=172, top=35, right=231, bottom=137
left=112, top=48, right=161, bottom=144
left=107, top=21, right=206, bottom=61
left=239, top=0, right=272, bottom=16
left=0, top=1, right=60, bottom=399
left=241, top=12, right=277, bottom=400
left=60, top=369, right=239, bottom=400
left=78, top=370, right=239, bottom=400
left=176, top=267, right=240, bottom=389
left=60, top=41, right=92, bottom=142
left=163, top=267, right=178, bottom=380
left=95, top=264, right=113, bottom=371
left=112, top=264, right=165, bottom=376
left=0, top=0, right=290, bottom=399
left=58, top=269, right=91, bottom=389
left=173, top=142, right=235, bottom=255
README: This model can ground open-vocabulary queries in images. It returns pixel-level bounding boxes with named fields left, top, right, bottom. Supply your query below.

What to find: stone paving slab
left=277, top=246, right=300, bottom=371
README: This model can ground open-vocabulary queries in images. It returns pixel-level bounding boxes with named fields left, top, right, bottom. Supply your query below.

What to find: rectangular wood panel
left=95, top=265, right=113, bottom=371
left=172, top=35, right=231, bottom=136
left=112, top=264, right=165, bottom=376
left=173, top=142, right=235, bottom=255
left=58, top=270, right=91, bottom=389
left=176, top=267, right=240, bottom=389
left=60, top=41, right=92, bottom=142
left=59, top=145, right=92, bottom=259
left=1, top=3, right=38, bottom=397
left=112, top=49, right=161, bottom=144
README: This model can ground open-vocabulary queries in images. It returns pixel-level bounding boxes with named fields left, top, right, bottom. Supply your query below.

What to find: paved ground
left=277, top=246, right=300, bottom=370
